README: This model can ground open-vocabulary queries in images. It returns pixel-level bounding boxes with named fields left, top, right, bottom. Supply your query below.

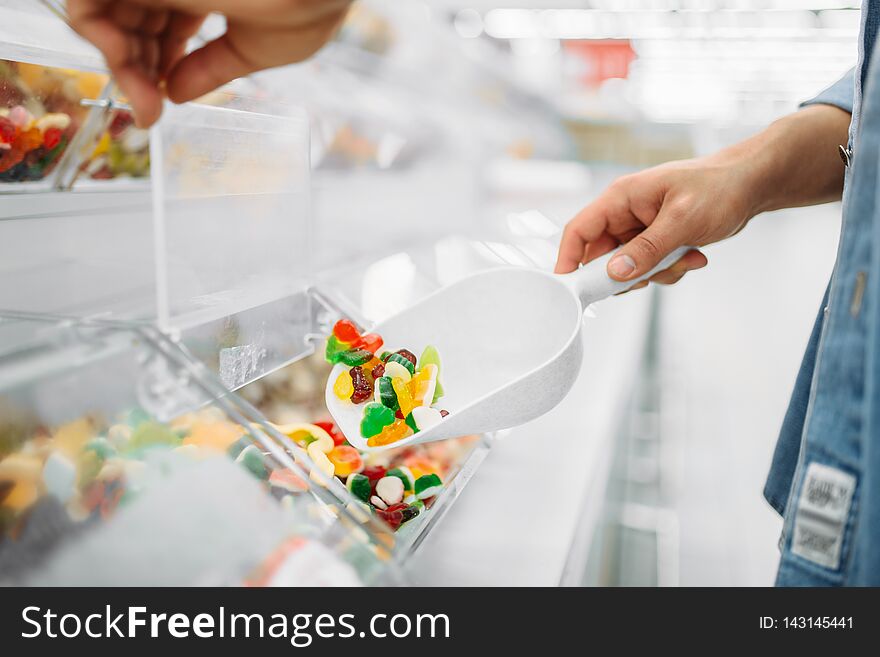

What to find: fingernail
left=609, top=254, right=636, bottom=279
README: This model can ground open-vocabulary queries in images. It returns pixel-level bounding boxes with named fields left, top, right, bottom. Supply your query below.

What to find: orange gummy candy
left=367, top=419, right=411, bottom=447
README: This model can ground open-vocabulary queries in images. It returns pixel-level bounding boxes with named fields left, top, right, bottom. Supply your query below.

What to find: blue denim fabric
left=765, top=1, right=880, bottom=585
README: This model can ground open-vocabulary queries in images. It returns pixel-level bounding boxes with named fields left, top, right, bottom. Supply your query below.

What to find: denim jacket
left=764, top=1, right=880, bottom=585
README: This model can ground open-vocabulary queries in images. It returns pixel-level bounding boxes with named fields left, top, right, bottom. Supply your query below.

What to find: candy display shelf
left=0, top=315, right=400, bottom=586
left=0, top=1, right=588, bottom=584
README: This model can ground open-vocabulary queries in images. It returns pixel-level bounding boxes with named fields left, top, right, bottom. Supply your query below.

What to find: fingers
left=554, top=192, right=630, bottom=274
left=614, top=250, right=707, bottom=295
left=647, top=249, right=707, bottom=285
left=605, top=199, right=693, bottom=281
left=164, top=34, right=255, bottom=104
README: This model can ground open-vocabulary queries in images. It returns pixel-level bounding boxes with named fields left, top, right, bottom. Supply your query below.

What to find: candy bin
left=239, top=338, right=491, bottom=562
left=0, top=59, right=104, bottom=186
left=0, top=317, right=399, bottom=586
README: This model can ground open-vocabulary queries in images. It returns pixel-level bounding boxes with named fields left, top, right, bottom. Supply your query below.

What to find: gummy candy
left=376, top=476, right=404, bottom=505
left=0, top=116, right=14, bottom=143
left=346, top=473, right=372, bottom=503
left=275, top=423, right=334, bottom=453
left=360, top=403, right=395, bottom=438
left=376, top=502, right=420, bottom=530
left=386, top=466, right=415, bottom=492
left=392, top=377, right=416, bottom=417
left=374, top=376, right=399, bottom=411
left=370, top=495, right=388, bottom=510
left=358, top=333, right=384, bottom=354
left=418, top=345, right=445, bottom=403
left=333, top=319, right=360, bottom=343
left=367, top=418, right=411, bottom=447
left=269, top=468, right=308, bottom=494
left=404, top=456, right=440, bottom=481
left=394, top=349, right=418, bottom=366
left=307, top=442, right=336, bottom=485
left=339, top=348, right=374, bottom=367
left=235, top=445, right=270, bottom=481
left=325, top=335, right=349, bottom=363
left=371, top=361, right=385, bottom=379
left=385, top=352, right=415, bottom=376
left=333, top=370, right=354, bottom=400
left=314, top=421, right=346, bottom=446
left=349, top=366, right=373, bottom=404
left=405, top=406, right=443, bottom=434
left=408, top=364, right=438, bottom=408
left=328, top=445, right=364, bottom=478
left=362, top=465, right=387, bottom=488
left=414, top=473, right=443, bottom=500
left=384, top=361, right=412, bottom=383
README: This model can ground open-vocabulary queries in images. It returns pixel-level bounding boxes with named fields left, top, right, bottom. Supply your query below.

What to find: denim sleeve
left=800, top=68, right=855, bottom=114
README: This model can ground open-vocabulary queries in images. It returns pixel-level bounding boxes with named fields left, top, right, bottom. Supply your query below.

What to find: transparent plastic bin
left=0, top=93, right=315, bottom=389
left=0, top=315, right=396, bottom=585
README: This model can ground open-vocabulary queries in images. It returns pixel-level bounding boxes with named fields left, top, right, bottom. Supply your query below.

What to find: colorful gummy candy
left=326, top=319, right=449, bottom=447
left=0, top=107, right=72, bottom=182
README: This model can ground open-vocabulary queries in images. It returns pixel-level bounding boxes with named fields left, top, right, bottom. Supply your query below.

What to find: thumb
left=607, top=207, right=690, bottom=281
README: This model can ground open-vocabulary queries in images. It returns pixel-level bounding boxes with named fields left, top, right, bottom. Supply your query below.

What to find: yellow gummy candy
left=392, top=377, right=415, bottom=417
left=408, top=364, right=438, bottom=407
left=333, top=370, right=354, bottom=400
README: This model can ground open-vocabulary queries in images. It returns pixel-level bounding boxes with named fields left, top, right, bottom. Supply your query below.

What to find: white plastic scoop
left=327, top=246, right=690, bottom=451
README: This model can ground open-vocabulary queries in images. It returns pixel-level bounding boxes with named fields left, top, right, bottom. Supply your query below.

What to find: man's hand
left=555, top=104, right=851, bottom=288
left=68, top=0, right=352, bottom=127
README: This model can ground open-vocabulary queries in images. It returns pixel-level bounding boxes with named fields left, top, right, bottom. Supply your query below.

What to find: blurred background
left=0, top=0, right=854, bottom=585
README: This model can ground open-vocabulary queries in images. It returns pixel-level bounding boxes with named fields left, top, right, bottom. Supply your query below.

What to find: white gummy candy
left=376, top=475, right=404, bottom=505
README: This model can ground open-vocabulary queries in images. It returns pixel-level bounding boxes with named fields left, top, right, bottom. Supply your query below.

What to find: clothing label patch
left=790, top=462, right=856, bottom=570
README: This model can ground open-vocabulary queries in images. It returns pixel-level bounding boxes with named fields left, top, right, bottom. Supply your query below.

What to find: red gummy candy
left=440, top=410, right=450, bottom=418
left=362, top=466, right=386, bottom=489
left=314, top=420, right=346, bottom=446
left=333, top=319, right=361, bottom=343
left=359, top=333, right=384, bottom=354
left=376, top=502, right=420, bottom=530
left=395, top=349, right=417, bottom=366
left=371, top=362, right=385, bottom=379
left=0, top=116, right=15, bottom=143
left=395, top=409, right=404, bottom=420
left=349, top=366, right=373, bottom=403
left=43, top=127, right=62, bottom=150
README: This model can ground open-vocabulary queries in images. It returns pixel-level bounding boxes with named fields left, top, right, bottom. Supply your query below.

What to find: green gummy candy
left=415, top=473, right=443, bottom=500
left=361, top=403, right=395, bottom=438
left=339, top=348, right=374, bottom=367
left=128, top=421, right=179, bottom=451
left=325, top=335, right=348, bottom=363
left=386, top=353, right=415, bottom=375
left=387, top=466, right=415, bottom=491
left=405, top=412, right=419, bottom=434
left=419, top=345, right=445, bottom=403
left=226, top=436, right=252, bottom=459
left=379, top=351, right=391, bottom=361
left=346, top=473, right=372, bottom=503
left=236, top=445, right=270, bottom=481
left=376, top=377, right=399, bottom=411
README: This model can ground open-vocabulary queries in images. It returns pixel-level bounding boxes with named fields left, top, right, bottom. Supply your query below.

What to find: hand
left=554, top=155, right=761, bottom=288
left=68, top=0, right=352, bottom=127
left=555, top=104, right=851, bottom=289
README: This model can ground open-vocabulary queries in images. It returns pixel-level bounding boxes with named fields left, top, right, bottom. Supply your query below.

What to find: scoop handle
left=562, top=245, right=693, bottom=307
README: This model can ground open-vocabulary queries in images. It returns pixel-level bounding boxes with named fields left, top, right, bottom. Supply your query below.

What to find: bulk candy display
left=0, top=409, right=314, bottom=545
left=326, top=319, right=449, bottom=448
left=272, top=418, right=448, bottom=532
